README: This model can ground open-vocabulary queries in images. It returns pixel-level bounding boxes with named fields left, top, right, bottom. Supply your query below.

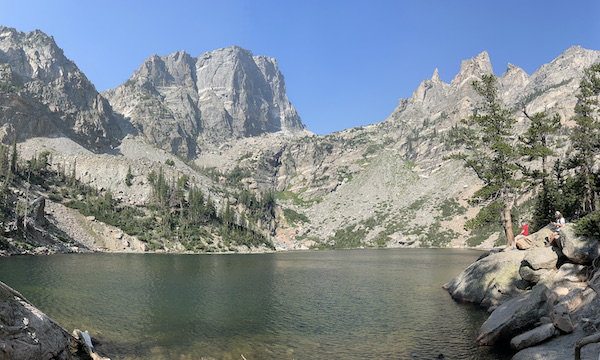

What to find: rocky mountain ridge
left=215, top=45, right=600, bottom=249
left=1, top=26, right=599, bottom=252
left=0, top=26, right=123, bottom=151
left=102, top=46, right=308, bottom=158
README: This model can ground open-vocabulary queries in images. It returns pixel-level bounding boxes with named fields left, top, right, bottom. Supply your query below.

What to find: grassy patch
left=362, top=143, right=385, bottom=158
left=276, top=189, right=321, bottom=206
left=419, top=222, right=459, bottom=248
left=407, top=197, right=428, bottom=212
left=283, top=208, right=310, bottom=226
left=437, top=198, right=467, bottom=219
left=319, top=224, right=367, bottom=249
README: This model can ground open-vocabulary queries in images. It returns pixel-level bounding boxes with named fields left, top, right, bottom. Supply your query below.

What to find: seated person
left=514, top=220, right=531, bottom=249
left=546, top=211, right=565, bottom=247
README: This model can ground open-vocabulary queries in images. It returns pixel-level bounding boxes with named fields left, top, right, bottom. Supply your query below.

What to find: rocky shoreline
left=0, top=280, right=109, bottom=360
left=444, top=224, right=600, bottom=359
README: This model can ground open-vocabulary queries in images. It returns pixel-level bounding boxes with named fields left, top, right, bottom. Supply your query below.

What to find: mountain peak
left=432, top=68, right=441, bottom=82
left=0, top=27, right=122, bottom=151
left=104, top=45, right=306, bottom=157
left=451, top=51, right=493, bottom=87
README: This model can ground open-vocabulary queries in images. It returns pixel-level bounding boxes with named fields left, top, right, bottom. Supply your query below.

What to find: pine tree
left=520, top=109, right=562, bottom=230
left=570, top=63, right=600, bottom=213
left=125, top=166, right=133, bottom=187
left=10, top=138, right=17, bottom=175
left=446, top=74, right=524, bottom=246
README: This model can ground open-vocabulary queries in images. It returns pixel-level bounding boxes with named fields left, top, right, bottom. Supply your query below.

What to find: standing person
left=547, top=211, right=565, bottom=247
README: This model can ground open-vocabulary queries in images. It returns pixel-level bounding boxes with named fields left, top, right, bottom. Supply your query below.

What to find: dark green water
left=0, top=249, right=511, bottom=360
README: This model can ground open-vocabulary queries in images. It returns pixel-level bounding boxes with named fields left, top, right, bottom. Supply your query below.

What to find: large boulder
left=510, top=323, right=559, bottom=351
left=443, top=248, right=528, bottom=311
left=560, top=224, right=600, bottom=264
left=0, top=281, right=107, bottom=360
left=0, top=281, right=74, bottom=359
left=475, top=284, right=550, bottom=345
left=519, top=246, right=559, bottom=283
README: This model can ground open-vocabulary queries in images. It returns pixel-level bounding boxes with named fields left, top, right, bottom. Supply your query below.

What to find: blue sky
left=1, top=0, right=598, bottom=135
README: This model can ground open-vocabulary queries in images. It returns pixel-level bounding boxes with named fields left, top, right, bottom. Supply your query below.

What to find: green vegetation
left=319, top=224, right=367, bottom=249
left=362, top=143, right=385, bottom=158
left=466, top=222, right=504, bottom=247
left=447, top=75, right=535, bottom=245
left=420, top=222, right=460, bottom=248
left=519, top=79, right=572, bottom=107
left=125, top=166, right=133, bottom=187
left=276, top=188, right=321, bottom=206
left=446, top=64, right=600, bottom=243
left=520, top=109, right=562, bottom=231
left=437, top=198, right=467, bottom=219
left=0, top=81, right=21, bottom=93
left=0, top=140, right=276, bottom=252
left=407, top=197, right=428, bottom=212
left=283, top=208, right=310, bottom=226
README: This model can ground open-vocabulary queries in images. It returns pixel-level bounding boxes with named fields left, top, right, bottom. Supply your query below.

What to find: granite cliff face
left=103, top=46, right=307, bottom=158
left=2, top=26, right=600, bottom=252
left=214, top=46, right=600, bottom=249
left=0, top=26, right=122, bottom=151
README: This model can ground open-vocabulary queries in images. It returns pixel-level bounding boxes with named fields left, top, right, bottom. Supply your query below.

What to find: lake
left=0, top=249, right=511, bottom=360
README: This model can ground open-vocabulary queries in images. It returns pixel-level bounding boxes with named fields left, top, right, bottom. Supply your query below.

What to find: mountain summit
left=103, top=46, right=307, bottom=158
left=0, top=26, right=122, bottom=151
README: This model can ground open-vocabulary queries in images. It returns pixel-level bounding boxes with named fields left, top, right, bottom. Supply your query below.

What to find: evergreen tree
left=125, top=166, right=133, bottom=187
left=187, top=185, right=205, bottom=222
left=205, top=194, right=216, bottom=220
left=569, top=63, right=600, bottom=213
left=10, top=138, right=17, bottom=175
left=446, top=74, right=524, bottom=246
left=520, top=109, right=562, bottom=230
left=520, top=109, right=562, bottom=184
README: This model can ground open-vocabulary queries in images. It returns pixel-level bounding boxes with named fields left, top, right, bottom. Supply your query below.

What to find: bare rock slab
left=476, top=284, right=550, bottom=345
left=444, top=248, right=528, bottom=311
left=510, top=323, right=558, bottom=351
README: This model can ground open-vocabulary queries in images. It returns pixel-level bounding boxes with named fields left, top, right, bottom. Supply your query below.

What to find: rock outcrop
left=103, top=46, right=307, bottom=158
left=446, top=225, right=600, bottom=358
left=0, top=280, right=108, bottom=360
left=443, top=248, right=530, bottom=310
left=0, top=26, right=123, bottom=151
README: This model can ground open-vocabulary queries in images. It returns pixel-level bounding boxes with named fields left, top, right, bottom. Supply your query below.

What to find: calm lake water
left=0, top=249, right=511, bottom=360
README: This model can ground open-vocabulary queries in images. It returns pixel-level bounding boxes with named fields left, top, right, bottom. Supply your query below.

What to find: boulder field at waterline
left=444, top=224, right=600, bottom=359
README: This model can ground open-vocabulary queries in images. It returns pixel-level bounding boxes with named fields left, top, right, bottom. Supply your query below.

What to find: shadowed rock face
left=103, top=46, right=307, bottom=158
left=0, top=26, right=123, bottom=152
left=0, top=281, right=74, bottom=359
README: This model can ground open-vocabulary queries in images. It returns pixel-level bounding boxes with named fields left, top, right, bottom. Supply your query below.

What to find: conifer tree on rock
left=447, top=74, right=525, bottom=246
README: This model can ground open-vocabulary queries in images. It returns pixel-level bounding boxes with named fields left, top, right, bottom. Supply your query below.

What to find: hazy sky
left=1, top=0, right=598, bottom=134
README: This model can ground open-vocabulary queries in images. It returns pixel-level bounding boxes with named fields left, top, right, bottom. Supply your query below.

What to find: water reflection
left=0, top=249, right=511, bottom=360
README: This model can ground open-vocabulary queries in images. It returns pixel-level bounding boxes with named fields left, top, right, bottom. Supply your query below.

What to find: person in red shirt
left=514, top=220, right=531, bottom=249
left=520, top=220, right=529, bottom=237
